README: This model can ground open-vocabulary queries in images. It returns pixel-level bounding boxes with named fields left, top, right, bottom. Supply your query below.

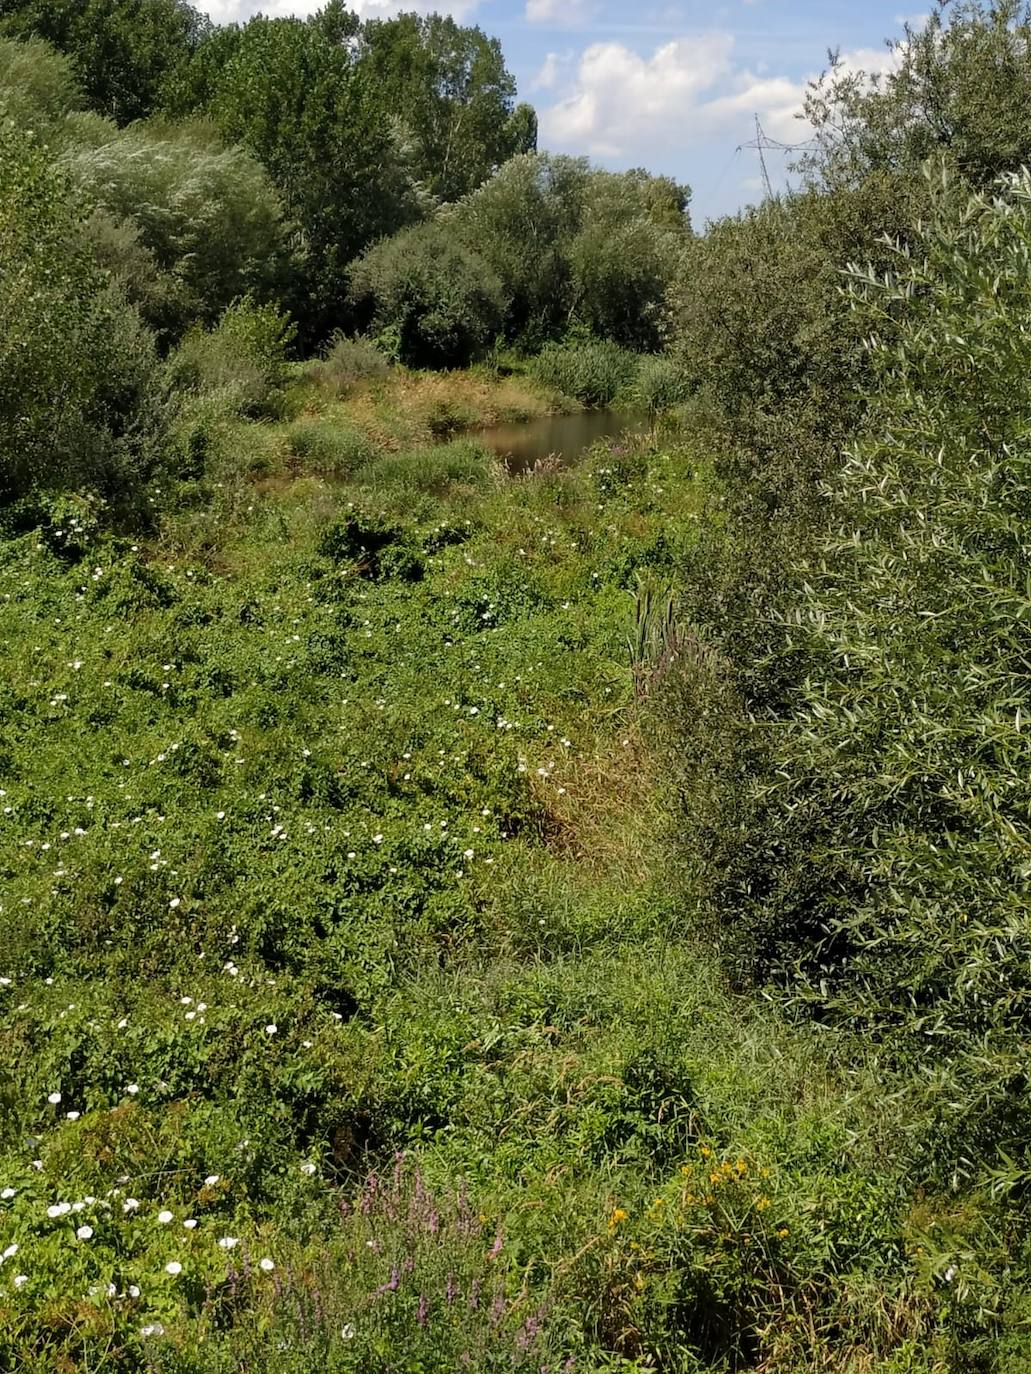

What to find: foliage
left=0, top=123, right=164, bottom=514
left=0, top=0, right=208, bottom=124
left=0, top=35, right=82, bottom=135
left=64, top=121, right=296, bottom=338
left=708, top=171, right=1031, bottom=1166
left=307, top=334, right=391, bottom=396
left=350, top=224, right=505, bottom=370
left=450, top=155, right=690, bottom=349
left=175, top=13, right=423, bottom=344
left=360, top=13, right=537, bottom=203
left=528, top=338, right=640, bottom=408
left=168, top=296, right=297, bottom=421
left=802, top=1, right=1031, bottom=196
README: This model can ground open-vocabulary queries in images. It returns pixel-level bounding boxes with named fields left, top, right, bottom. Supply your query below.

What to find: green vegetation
left=7, top=0, right=1031, bottom=1368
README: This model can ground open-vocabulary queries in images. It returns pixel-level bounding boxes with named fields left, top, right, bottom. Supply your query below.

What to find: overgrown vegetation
left=6, top=0, right=1031, bottom=1368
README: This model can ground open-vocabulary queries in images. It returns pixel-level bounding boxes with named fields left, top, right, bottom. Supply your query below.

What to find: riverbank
left=0, top=367, right=981, bottom=1373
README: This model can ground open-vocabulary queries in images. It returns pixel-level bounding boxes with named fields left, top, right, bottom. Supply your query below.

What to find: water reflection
left=471, top=409, right=648, bottom=473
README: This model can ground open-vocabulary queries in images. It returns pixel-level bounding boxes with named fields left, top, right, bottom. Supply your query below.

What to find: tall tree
left=178, top=12, right=422, bottom=343
left=360, top=13, right=537, bottom=202
left=0, top=0, right=208, bottom=124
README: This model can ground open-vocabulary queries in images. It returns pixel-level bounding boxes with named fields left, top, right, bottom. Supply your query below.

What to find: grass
left=0, top=368, right=1017, bottom=1372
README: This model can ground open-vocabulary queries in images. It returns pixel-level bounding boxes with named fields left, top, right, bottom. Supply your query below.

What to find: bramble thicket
left=4, top=1, right=1031, bottom=1370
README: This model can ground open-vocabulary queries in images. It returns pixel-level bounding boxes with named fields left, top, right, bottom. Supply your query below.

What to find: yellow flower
left=609, top=1207, right=628, bottom=1228
left=700, top=1145, right=712, bottom=1158
left=755, top=1196, right=770, bottom=1212
left=777, top=1228, right=790, bottom=1239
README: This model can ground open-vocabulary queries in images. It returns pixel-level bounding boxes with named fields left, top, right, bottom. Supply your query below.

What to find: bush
left=528, top=337, right=639, bottom=408
left=64, top=120, right=296, bottom=339
left=704, top=170, right=1031, bottom=1174
left=0, top=123, right=166, bottom=514
left=307, top=333, right=390, bottom=395
left=354, top=440, right=494, bottom=496
left=349, top=222, right=506, bottom=370
left=631, top=355, right=691, bottom=414
left=287, top=418, right=377, bottom=476
left=168, top=296, right=296, bottom=420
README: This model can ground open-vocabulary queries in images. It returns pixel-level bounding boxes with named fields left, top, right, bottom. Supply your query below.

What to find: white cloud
left=525, top=0, right=596, bottom=27
left=533, top=52, right=562, bottom=91
left=540, top=33, right=902, bottom=167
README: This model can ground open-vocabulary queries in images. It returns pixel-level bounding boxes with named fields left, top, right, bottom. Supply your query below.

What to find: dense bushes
left=350, top=224, right=505, bottom=369
left=0, top=124, right=165, bottom=514
left=527, top=337, right=640, bottom=408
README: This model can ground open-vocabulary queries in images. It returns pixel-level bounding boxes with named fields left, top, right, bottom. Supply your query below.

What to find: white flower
left=47, top=1203, right=71, bottom=1218
left=259, top=1257, right=275, bottom=1272
left=265, top=1024, right=277, bottom=1036
left=76, top=1226, right=93, bottom=1240
left=1, top=1188, right=15, bottom=1200
left=183, top=1218, right=197, bottom=1230
left=169, top=898, right=181, bottom=910
left=341, top=1323, right=356, bottom=1340
left=66, top=1111, right=80, bottom=1122
left=47, top=1092, right=61, bottom=1105
left=123, top=1198, right=140, bottom=1213
left=128, top=1284, right=141, bottom=1298
left=204, top=1175, right=220, bottom=1187
left=217, top=1236, right=239, bottom=1249
left=165, top=1261, right=182, bottom=1276
left=13, top=1274, right=27, bottom=1289
left=157, top=1210, right=173, bottom=1224
left=126, top=1084, right=140, bottom=1096
left=300, top=1163, right=316, bottom=1177
left=140, top=1322, right=165, bottom=1337
left=3, top=1244, right=18, bottom=1260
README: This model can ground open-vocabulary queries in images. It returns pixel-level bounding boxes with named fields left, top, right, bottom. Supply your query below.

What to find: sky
left=198, top=0, right=925, bottom=224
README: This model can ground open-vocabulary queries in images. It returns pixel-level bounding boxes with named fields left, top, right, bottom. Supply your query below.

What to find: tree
left=802, top=1, right=1031, bottom=196
left=179, top=14, right=422, bottom=344
left=569, top=170, right=689, bottom=349
left=0, top=35, right=82, bottom=136
left=360, top=13, right=537, bottom=202
left=0, top=0, right=208, bottom=124
left=0, top=124, right=163, bottom=511
left=349, top=223, right=505, bottom=369
left=64, top=120, right=297, bottom=340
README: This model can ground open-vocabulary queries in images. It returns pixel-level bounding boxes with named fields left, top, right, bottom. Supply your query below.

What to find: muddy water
left=471, top=409, right=649, bottom=473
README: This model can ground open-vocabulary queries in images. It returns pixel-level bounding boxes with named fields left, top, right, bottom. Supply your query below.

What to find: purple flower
left=446, top=1272, right=458, bottom=1305
left=374, top=1266, right=401, bottom=1297
left=417, top=1293, right=429, bottom=1327
left=488, top=1228, right=504, bottom=1260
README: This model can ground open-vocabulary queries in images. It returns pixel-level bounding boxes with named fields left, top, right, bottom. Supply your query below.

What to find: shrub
left=307, top=334, right=390, bottom=395
left=0, top=123, right=165, bottom=514
left=349, top=222, right=506, bottom=370
left=631, top=355, right=691, bottom=414
left=168, top=296, right=296, bottom=420
left=64, top=120, right=296, bottom=338
left=528, top=337, right=638, bottom=408
left=705, top=170, right=1031, bottom=1174
left=287, top=418, right=377, bottom=476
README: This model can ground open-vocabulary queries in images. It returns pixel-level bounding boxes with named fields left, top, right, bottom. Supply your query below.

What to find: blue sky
left=201, top=1, right=924, bottom=223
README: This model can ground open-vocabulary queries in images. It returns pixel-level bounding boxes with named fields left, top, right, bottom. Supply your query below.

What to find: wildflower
left=3, top=1244, right=18, bottom=1261
left=608, top=1208, right=628, bottom=1228
left=777, top=1228, right=790, bottom=1239
left=217, top=1236, right=239, bottom=1249
left=265, top=1024, right=277, bottom=1036
left=165, top=1261, right=182, bottom=1276
left=341, top=1323, right=356, bottom=1340
left=76, top=1226, right=93, bottom=1240
left=128, top=1285, right=141, bottom=1297
left=47, top=1092, right=61, bottom=1105
left=204, top=1175, right=220, bottom=1187
left=158, top=1211, right=174, bottom=1224
left=183, top=1219, right=197, bottom=1230
left=140, top=1323, right=165, bottom=1337
left=300, top=1163, right=316, bottom=1177
left=259, top=1257, right=275, bottom=1272
left=1, top=1188, right=15, bottom=1200
left=123, top=1198, right=140, bottom=1213
left=13, top=1275, right=28, bottom=1289
left=126, top=1084, right=140, bottom=1096
left=47, top=1203, right=71, bottom=1218
left=66, top=1111, right=80, bottom=1122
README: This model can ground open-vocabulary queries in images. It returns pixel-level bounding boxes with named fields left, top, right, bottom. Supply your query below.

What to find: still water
left=472, top=409, right=648, bottom=473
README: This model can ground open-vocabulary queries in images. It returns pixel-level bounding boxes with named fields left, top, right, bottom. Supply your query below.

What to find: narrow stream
left=470, top=409, right=649, bottom=473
